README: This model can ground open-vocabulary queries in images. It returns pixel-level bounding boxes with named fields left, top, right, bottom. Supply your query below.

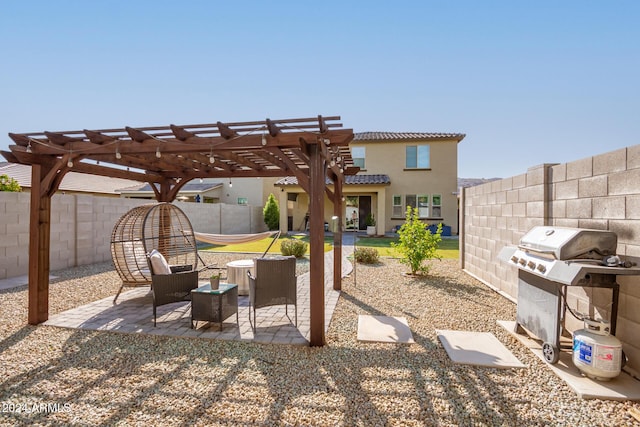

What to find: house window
left=405, top=145, right=430, bottom=169
left=352, top=147, right=365, bottom=169
left=418, top=195, right=429, bottom=218
left=393, top=194, right=440, bottom=218
left=432, top=194, right=442, bottom=217
left=406, top=194, right=416, bottom=211
left=237, top=197, right=248, bottom=205
left=392, top=195, right=403, bottom=217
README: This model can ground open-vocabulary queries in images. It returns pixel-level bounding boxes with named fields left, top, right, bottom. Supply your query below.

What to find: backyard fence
left=0, top=193, right=265, bottom=280
left=460, top=144, right=640, bottom=374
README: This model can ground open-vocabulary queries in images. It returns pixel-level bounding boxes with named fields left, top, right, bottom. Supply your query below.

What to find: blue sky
left=1, top=1, right=638, bottom=178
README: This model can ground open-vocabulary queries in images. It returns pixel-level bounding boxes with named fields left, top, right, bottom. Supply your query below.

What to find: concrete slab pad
left=498, top=320, right=640, bottom=401
left=436, top=329, right=526, bottom=369
left=357, top=315, right=414, bottom=344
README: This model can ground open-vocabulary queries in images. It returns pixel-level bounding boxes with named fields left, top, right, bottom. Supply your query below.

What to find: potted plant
left=365, top=213, right=376, bottom=236
left=210, top=271, right=220, bottom=290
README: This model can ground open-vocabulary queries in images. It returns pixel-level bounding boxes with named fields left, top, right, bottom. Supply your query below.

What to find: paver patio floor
left=44, top=240, right=355, bottom=345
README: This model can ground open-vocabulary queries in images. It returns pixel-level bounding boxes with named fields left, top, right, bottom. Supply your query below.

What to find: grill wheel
left=543, top=342, right=560, bottom=364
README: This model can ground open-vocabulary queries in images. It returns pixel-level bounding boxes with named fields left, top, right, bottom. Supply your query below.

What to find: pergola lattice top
left=4, top=115, right=356, bottom=196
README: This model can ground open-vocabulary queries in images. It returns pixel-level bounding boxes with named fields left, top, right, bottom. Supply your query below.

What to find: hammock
left=188, top=230, right=281, bottom=258
left=193, top=230, right=278, bottom=245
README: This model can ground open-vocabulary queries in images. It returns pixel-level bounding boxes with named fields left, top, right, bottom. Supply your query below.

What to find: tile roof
left=354, top=132, right=465, bottom=142
left=275, top=174, right=390, bottom=186
left=0, top=163, right=143, bottom=195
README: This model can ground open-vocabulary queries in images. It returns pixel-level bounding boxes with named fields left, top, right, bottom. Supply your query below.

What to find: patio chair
left=147, top=249, right=198, bottom=326
left=246, top=256, right=297, bottom=332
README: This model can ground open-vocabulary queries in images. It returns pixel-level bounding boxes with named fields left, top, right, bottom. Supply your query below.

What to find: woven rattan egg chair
left=111, top=203, right=202, bottom=309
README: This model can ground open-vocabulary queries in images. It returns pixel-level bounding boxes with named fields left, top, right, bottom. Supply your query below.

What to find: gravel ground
left=0, top=253, right=639, bottom=426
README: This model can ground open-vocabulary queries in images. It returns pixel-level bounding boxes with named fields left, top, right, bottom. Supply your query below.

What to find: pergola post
left=332, top=174, right=343, bottom=291
left=308, top=139, right=326, bottom=346
left=28, top=164, right=52, bottom=324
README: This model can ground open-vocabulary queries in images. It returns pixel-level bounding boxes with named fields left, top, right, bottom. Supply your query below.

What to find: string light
left=229, top=179, right=232, bottom=188
left=155, top=146, right=161, bottom=158
left=199, top=178, right=203, bottom=183
left=26, top=140, right=32, bottom=153
left=67, top=159, right=73, bottom=168
left=115, top=146, right=122, bottom=159
left=209, top=146, right=215, bottom=163
left=261, top=133, right=267, bottom=146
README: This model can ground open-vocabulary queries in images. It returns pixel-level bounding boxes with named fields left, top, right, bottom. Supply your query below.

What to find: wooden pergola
left=2, top=115, right=357, bottom=346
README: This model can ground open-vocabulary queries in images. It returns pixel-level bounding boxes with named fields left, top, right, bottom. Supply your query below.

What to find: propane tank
left=572, top=318, right=622, bottom=381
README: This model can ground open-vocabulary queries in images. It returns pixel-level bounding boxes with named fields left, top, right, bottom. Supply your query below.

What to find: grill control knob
left=510, top=256, right=519, bottom=263
left=527, top=261, right=536, bottom=269
left=518, top=258, right=527, bottom=266
left=536, top=264, right=547, bottom=273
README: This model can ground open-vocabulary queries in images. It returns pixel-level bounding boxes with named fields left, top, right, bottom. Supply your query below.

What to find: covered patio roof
left=2, top=115, right=356, bottom=346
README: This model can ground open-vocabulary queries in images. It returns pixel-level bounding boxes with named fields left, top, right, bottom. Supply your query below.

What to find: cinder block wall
left=461, top=144, right=640, bottom=373
left=0, top=195, right=266, bottom=280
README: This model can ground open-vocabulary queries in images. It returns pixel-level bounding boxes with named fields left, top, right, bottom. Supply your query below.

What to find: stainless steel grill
left=498, top=226, right=640, bottom=364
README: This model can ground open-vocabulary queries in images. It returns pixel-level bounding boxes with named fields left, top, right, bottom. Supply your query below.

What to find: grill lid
left=518, top=226, right=617, bottom=260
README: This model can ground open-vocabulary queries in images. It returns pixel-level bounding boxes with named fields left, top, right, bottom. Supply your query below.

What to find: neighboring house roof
left=354, top=132, right=466, bottom=142
left=0, top=163, right=142, bottom=195
left=118, top=182, right=223, bottom=194
left=275, top=174, right=391, bottom=186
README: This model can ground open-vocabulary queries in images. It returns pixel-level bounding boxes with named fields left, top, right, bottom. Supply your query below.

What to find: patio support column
left=28, top=164, right=52, bottom=324
left=308, top=139, right=326, bottom=346
left=332, top=174, right=343, bottom=291
left=278, top=188, right=288, bottom=233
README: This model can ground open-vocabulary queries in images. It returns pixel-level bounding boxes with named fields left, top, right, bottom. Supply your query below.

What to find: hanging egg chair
left=110, top=202, right=199, bottom=302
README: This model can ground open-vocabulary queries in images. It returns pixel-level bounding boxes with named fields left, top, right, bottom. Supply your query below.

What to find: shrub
left=263, top=193, right=280, bottom=230
left=280, top=239, right=308, bottom=258
left=365, top=213, right=376, bottom=227
left=391, top=206, right=442, bottom=275
left=0, top=174, right=21, bottom=192
left=354, top=247, right=379, bottom=264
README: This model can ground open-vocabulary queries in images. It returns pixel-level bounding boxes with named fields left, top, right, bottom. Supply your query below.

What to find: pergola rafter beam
left=217, top=121, right=238, bottom=139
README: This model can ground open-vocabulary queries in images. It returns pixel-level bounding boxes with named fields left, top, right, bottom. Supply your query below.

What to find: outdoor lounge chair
left=147, top=249, right=198, bottom=326
left=246, top=256, right=297, bottom=332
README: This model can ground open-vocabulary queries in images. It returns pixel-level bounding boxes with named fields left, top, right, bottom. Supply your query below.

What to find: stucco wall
left=461, top=144, right=640, bottom=373
left=0, top=194, right=265, bottom=280
left=351, top=139, right=459, bottom=234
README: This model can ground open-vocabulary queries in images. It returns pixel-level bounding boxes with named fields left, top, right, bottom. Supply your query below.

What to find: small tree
left=263, top=193, right=280, bottom=230
left=392, top=206, right=442, bottom=275
left=0, top=174, right=21, bottom=192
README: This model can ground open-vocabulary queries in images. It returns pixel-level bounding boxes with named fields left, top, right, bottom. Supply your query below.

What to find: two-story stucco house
left=273, top=131, right=465, bottom=235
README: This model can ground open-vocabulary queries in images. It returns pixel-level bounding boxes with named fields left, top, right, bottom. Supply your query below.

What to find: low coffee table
left=191, top=283, right=239, bottom=330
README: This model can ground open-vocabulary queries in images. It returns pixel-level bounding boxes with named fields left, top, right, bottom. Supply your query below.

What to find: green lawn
left=200, top=235, right=333, bottom=254
left=355, top=236, right=459, bottom=259
left=201, top=234, right=459, bottom=259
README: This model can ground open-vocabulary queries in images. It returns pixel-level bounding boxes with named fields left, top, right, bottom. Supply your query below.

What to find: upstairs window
left=351, top=147, right=365, bottom=169
left=406, top=145, right=430, bottom=169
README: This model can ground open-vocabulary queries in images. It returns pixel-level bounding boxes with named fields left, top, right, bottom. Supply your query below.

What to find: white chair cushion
left=148, top=249, right=171, bottom=275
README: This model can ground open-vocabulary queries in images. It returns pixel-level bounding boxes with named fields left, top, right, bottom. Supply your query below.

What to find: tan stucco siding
left=351, top=139, right=459, bottom=233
